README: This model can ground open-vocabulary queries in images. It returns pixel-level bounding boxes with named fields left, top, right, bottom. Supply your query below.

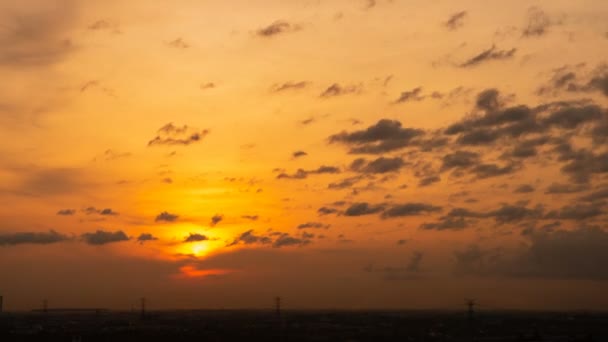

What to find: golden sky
left=1, top=0, right=608, bottom=311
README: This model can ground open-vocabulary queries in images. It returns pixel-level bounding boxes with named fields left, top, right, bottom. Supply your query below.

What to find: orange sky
left=1, top=0, right=608, bottom=311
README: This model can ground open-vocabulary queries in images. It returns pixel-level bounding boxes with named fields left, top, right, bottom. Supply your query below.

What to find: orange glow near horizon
left=177, top=265, right=233, bottom=279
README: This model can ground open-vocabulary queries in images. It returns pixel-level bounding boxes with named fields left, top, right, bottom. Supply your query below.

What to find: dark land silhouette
left=0, top=308, right=606, bottom=341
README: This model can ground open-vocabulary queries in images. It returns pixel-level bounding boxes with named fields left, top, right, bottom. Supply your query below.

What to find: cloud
left=471, top=162, right=520, bottom=179
left=272, top=233, right=311, bottom=248
left=406, top=251, right=424, bottom=273
left=228, top=230, right=271, bottom=246
left=545, top=183, right=589, bottom=194
left=148, top=123, right=209, bottom=147
left=81, top=230, right=129, bottom=245
left=328, top=176, right=363, bottom=190
left=544, top=203, right=604, bottom=220
left=12, top=168, right=89, bottom=197
left=241, top=215, right=259, bottom=221
left=82, top=207, right=119, bottom=216
left=277, top=165, right=340, bottom=179
left=210, top=214, right=223, bottom=226
left=167, top=38, right=189, bottom=49
left=350, top=157, right=405, bottom=174
left=393, top=87, right=425, bottom=103
left=579, top=186, right=608, bottom=202
left=320, top=84, right=362, bottom=98
left=514, top=184, right=535, bottom=193
left=292, top=151, right=308, bottom=158
left=137, top=233, right=158, bottom=244
left=297, top=222, right=330, bottom=230
left=271, top=81, right=309, bottom=93
left=329, top=119, right=425, bottom=154
left=441, top=151, right=480, bottom=171
left=184, top=233, right=208, bottom=243
left=486, top=204, right=543, bottom=224
left=460, top=45, right=517, bottom=68
left=344, top=202, right=385, bottom=216
left=418, top=175, right=441, bottom=187
left=420, top=217, right=470, bottom=231
left=56, top=209, right=76, bottom=216
left=318, top=207, right=339, bottom=216
left=0, top=0, right=78, bottom=68
left=381, top=203, right=442, bottom=218
left=200, top=82, right=215, bottom=90
left=444, top=11, right=467, bottom=31
left=454, top=227, right=608, bottom=280
left=0, top=230, right=70, bottom=246
left=155, top=211, right=179, bottom=222
left=87, top=19, right=121, bottom=34
left=256, top=21, right=301, bottom=38
left=522, top=7, right=552, bottom=37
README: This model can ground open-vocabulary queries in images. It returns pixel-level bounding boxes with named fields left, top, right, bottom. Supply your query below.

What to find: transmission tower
left=275, top=296, right=281, bottom=318
left=140, top=297, right=146, bottom=319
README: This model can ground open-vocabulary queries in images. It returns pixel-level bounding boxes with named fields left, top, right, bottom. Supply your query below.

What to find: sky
left=1, top=0, right=608, bottom=311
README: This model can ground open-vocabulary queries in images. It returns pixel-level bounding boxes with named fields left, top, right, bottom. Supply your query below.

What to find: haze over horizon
left=1, top=0, right=608, bottom=311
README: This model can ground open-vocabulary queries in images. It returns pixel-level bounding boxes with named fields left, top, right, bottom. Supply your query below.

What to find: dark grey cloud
left=439, top=204, right=542, bottom=225
left=487, top=204, right=543, bottom=224
left=441, top=151, right=480, bottom=171
left=81, top=207, right=118, bottom=216
left=292, top=151, right=308, bottom=158
left=580, top=186, right=608, bottom=202
left=514, top=184, right=535, bottom=193
left=344, top=202, right=384, bottom=216
left=277, top=165, right=340, bottom=179
left=137, top=233, right=158, bottom=244
left=297, top=222, right=330, bottom=230
left=56, top=209, right=76, bottom=216
left=544, top=203, right=604, bottom=220
left=241, top=215, right=259, bottom=221
left=328, top=176, right=363, bottom=190
left=475, top=88, right=502, bottom=112
left=382, top=203, right=442, bottom=218
left=273, top=233, right=311, bottom=248
left=522, top=7, right=552, bottom=37
left=318, top=207, right=339, bottom=216
left=81, top=230, right=129, bottom=245
left=329, top=119, right=425, bottom=154
left=471, top=162, right=519, bottom=179
left=545, top=182, right=589, bottom=194
left=210, top=214, right=223, bottom=226
left=393, top=87, right=425, bottom=103
left=155, top=211, right=179, bottom=222
left=271, top=81, right=309, bottom=93
left=350, top=157, right=405, bottom=174
left=420, top=217, right=469, bottom=231
left=228, top=230, right=271, bottom=246
left=0, top=230, right=70, bottom=246
left=184, top=233, right=208, bottom=243
left=148, top=123, right=209, bottom=147
left=320, top=83, right=362, bottom=98
left=444, top=11, right=467, bottom=31
left=561, top=151, right=608, bottom=184
left=256, top=21, right=301, bottom=38
left=460, top=45, right=517, bottom=68
left=418, top=175, right=441, bottom=187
